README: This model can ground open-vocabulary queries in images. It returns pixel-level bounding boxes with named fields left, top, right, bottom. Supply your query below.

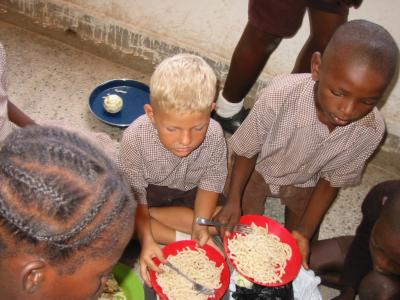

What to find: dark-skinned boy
left=215, top=20, right=399, bottom=270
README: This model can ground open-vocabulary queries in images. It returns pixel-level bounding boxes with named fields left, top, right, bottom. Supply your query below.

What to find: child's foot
left=212, top=108, right=250, bottom=134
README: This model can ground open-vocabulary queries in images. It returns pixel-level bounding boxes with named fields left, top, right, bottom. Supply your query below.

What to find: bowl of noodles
left=224, top=215, right=301, bottom=287
left=149, top=240, right=230, bottom=300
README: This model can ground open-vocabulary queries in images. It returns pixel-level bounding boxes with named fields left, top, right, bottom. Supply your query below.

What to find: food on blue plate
left=227, top=223, right=292, bottom=284
left=103, top=94, right=124, bottom=113
left=157, top=247, right=222, bottom=299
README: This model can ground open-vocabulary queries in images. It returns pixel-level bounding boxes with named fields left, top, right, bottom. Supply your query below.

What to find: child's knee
left=359, top=271, right=400, bottom=300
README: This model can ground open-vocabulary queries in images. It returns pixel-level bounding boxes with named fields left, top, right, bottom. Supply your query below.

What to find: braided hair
left=0, top=126, right=135, bottom=270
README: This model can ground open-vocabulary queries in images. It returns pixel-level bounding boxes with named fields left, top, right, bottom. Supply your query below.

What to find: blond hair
left=150, top=53, right=217, bottom=113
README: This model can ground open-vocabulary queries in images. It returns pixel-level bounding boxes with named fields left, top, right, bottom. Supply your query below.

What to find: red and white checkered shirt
left=118, top=115, right=228, bottom=204
left=0, top=43, right=17, bottom=143
left=230, top=74, right=385, bottom=194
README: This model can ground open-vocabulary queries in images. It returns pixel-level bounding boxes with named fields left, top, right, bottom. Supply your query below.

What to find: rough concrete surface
left=1, top=20, right=399, bottom=300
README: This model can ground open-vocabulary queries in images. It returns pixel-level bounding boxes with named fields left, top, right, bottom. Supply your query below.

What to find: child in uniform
left=215, top=20, right=399, bottom=268
left=0, top=42, right=35, bottom=142
left=213, top=0, right=363, bottom=134
left=0, top=126, right=136, bottom=300
left=118, top=54, right=227, bottom=286
left=310, top=180, right=400, bottom=300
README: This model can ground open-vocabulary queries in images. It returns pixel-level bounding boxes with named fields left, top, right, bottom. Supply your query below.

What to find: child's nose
left=340, top=99, right=356, bottom=118
left=180, top=131, right=191, bottom=145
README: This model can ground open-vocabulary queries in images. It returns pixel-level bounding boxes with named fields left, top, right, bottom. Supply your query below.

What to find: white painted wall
left=33, top=0, right=400, bottom=136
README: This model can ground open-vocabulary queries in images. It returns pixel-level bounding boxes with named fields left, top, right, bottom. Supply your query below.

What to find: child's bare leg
left=150, top=206, right=224, bottom=254
left=150, top=205, right=223, bottom=236
left=222, top=22, right=282, bottom=104
left=359, top=270, right=400, bottom=300
left=149, top=218, right=176, bottom=244
left=149, top=206, right=193, bottom=233
left=292, top=7, right=347, bottom=73
left=309, top=236, right=354, bottom=288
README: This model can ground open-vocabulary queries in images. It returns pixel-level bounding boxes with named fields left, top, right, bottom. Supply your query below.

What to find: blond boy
left=118, top=54, right=227, bottom=285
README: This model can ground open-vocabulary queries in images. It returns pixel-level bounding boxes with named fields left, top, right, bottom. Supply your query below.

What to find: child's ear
left=210, top=102, right=216, bottom=112
left=144, top=104, right=155, bottom=122
left=22, top=260, right=46, bottom=294
left=311, top=52, right=322, bottom=81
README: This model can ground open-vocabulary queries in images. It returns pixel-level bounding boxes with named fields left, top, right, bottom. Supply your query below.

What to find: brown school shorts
left=242, top=170, right=315, bottom=217
left=249, top=0, right=349, bottom=37
left=146, top=184, right=226, bottom=209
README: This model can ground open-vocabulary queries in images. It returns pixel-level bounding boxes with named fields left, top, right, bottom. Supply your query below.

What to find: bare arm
left=214, top=153, right=258, bottom=236
left=192, top=188, right=219, bottom=246
left=136, top=203, right=165, bottom=286
left=292, top=178, right=338, bottom=268
left=8, top=100, right=36, bottom=127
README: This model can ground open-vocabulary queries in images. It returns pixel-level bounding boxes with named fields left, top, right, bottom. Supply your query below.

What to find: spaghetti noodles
left=227, top=223, right=292, bottom=284
left=157, top=247, right=222, bottom=299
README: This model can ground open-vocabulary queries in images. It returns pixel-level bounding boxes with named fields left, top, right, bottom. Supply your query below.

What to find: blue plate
left=89, top=79, right=150, bottom=127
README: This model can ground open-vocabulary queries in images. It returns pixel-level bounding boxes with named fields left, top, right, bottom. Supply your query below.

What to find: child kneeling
left=118, top=54, right=227, bottom=286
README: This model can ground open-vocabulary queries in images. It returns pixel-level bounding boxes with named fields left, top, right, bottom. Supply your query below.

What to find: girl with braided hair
left=0, top=126, right=136, bottom=300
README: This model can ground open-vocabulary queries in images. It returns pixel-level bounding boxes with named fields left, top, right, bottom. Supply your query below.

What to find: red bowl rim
left=149, top=240, right=230, bottom=299
left=223, top=214, right=301, bottom=287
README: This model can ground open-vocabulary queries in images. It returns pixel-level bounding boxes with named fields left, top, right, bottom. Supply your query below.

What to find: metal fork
left=196, top=217, right=253, bottom=234
left=163, top=261, right=215, bottom=296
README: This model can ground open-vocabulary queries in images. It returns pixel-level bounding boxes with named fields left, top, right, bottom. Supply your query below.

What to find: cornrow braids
left=0, top=126, right=135, bottom=263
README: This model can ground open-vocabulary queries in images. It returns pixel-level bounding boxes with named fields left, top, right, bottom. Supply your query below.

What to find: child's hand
left=192, top=224, right=210, bottom=247
left=291, top=230, right=310, bottom=269
left=213, top=200, right=241, bottom=237
left=139, top=238, right=165, bottom=287
left=192, top=226, right=225, bottom=257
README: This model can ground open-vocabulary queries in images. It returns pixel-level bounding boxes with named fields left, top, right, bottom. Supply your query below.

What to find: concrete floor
left=1, top=20, right=399, bottom=299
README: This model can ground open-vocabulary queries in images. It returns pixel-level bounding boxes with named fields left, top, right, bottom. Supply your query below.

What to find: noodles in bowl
left=150, top=240, right=230, bottom=300
left=224, top=215, right=301, bottom=287
left=228, top=223, right=291, bottom=284
left=158, top=247, right=221, bottom=299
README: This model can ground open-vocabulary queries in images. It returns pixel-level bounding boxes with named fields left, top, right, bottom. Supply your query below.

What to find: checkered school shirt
left=230, top=74, right=385, bottom=194
left=0, top=43, right=17, bottom=143
left=118, top=115, right=228, bottom=204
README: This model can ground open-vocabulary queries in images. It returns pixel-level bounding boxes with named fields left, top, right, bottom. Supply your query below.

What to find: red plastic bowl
left=224, top=215, right=301, bottom=287
left=149, top=240, right=230, bottom=300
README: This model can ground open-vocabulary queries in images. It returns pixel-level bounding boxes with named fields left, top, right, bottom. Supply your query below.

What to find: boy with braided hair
left=0, top=126, right=136, bottom=300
